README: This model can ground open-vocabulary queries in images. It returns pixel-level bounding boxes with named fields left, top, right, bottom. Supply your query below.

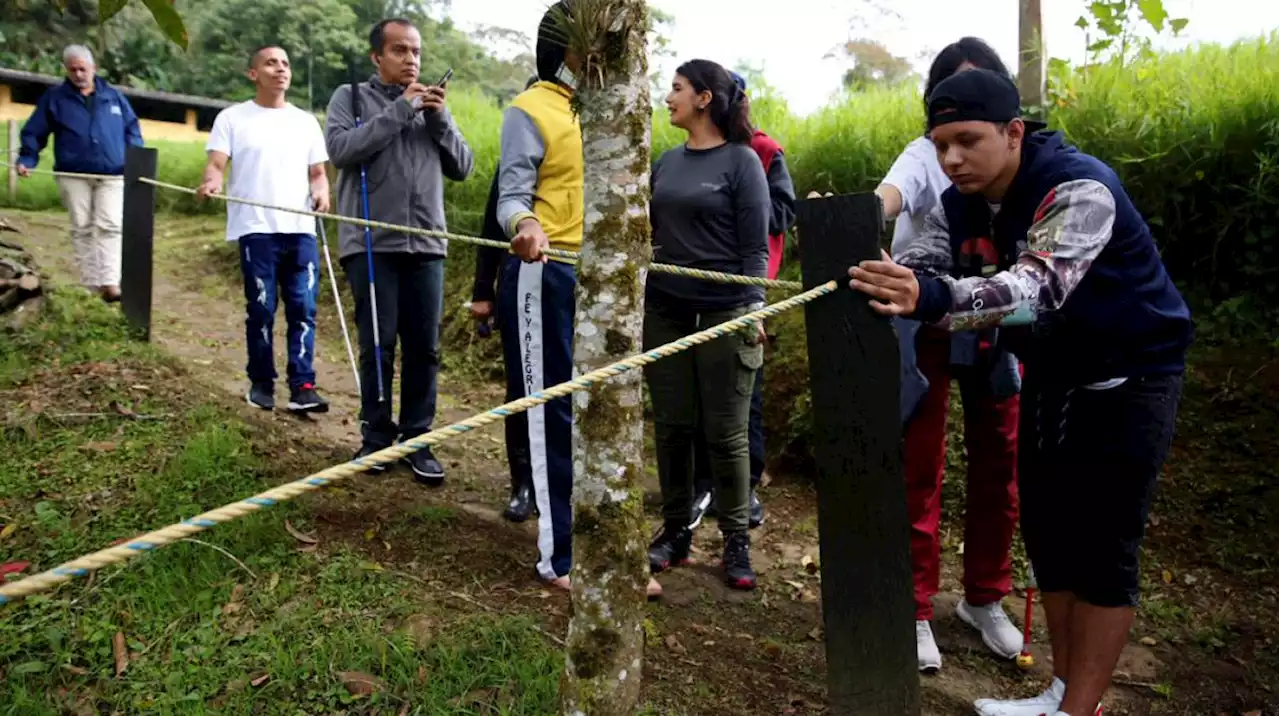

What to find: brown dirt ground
left=8, top=209, right=1276, bottom=716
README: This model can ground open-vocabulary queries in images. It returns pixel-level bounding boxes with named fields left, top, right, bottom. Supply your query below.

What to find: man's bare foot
left=647, top=577, right=663, bottom=600
left=101, top=285, right=121, bottom=303
left=548, top=575, right=571, bottom=591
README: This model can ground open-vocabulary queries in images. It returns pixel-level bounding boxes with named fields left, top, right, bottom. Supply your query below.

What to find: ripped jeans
left=237, top=233, right=320, bottom=391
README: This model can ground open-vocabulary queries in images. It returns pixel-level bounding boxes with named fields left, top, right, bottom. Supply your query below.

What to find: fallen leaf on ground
left=689, top=624, right=711, bottom=636
left=807, top=626, right=823, bottom=641
left=284, top=519, right=318, bottom=545
left=113, top=632, right=128, bottom=677
left=337, top=671, right=384, bottom=697
left=110, top=401, right=135, bottom=418
left=1140, top=636, right=1158, bottom=646
left=0, top=561, right=31, bottom=578
left=1161, top=569, right=1173, bottom=584
left=267, top=573, right=280, bottom=591
left=1, top=523, right=18, bottom=540
left=358, top=561, right=384, bottom=572
left=130, top=385, right=150, bottom=391
left=801, top=554, right=819, bottom=574
left=250, top=673, right=270, bottom=687
left=79, top=441, right=117, bottom=453
left=664, top=635, right=686, bottom=655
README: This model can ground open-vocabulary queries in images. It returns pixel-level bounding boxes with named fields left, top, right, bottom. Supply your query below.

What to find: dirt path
left=8, top=209, right=1274, bottom=716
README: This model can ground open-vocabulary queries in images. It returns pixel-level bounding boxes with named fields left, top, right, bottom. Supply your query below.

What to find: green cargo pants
left=643, top=302, right=764, bottom=534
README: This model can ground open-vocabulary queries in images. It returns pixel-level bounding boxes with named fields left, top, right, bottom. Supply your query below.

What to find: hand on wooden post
left=847, top=249, right=920, bottom=316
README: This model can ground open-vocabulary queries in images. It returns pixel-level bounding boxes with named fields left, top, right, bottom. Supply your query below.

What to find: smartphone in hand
left=436, top=68, right=453, bottom=87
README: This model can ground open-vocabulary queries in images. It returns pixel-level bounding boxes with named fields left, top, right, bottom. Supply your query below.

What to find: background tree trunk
left=562, top=1, right=652, bottom=714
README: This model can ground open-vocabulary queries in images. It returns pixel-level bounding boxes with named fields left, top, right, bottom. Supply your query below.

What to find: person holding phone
left=325, top=18, right=474, bottom=484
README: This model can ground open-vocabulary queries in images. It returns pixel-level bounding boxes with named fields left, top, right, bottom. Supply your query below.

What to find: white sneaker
left=973, top=677, right=1065, bottom=716
left=957, top=598, right=1024, bottom=659
left=916, top=620, right=942, bottom=673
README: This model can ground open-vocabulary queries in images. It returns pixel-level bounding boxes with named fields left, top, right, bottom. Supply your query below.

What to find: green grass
left=0, top=290, right=562, bottom=714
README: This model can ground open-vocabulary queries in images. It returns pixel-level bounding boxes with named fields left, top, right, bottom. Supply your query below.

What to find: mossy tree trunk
left=562, top=0, right=652, bottom=714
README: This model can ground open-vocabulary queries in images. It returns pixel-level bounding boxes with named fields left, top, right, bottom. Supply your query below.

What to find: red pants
left=905, top=328, right=1020, bottom=620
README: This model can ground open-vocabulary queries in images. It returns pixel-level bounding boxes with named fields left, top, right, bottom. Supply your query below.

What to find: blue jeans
left=237, top=233, right=319, bottom=391
left=342, top=252, right=445, bottom=448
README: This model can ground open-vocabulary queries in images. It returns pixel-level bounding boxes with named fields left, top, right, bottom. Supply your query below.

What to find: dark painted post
left=121, top=146, right=157, bottom=341
left=795, top=192, right=918, bottom=716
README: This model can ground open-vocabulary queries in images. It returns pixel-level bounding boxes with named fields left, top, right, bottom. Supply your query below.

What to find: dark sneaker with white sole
left=722, top=531, right=757, bottom=590
left=353, top=443, right=389, bottom=474
left=748, top=489, right=766, bottom=529
left=246, top=382, right=274, bottom=411
left=503, top=482, right=535, bottom=522
left=689, top=490, right=714, bottom=529
left=287, top=383, right=329, bottom=414
left=404, top=446, right=445, bottom=487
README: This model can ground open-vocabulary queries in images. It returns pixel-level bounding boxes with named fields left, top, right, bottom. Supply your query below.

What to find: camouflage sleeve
left=893, top=203, right=954, bottom=276
left=933, top=179, right=1117, bottom=332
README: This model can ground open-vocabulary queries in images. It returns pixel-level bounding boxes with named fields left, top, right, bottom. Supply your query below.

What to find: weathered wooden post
left=562, top=0, right=652, bottom=714
left=121, top=145, right=158, bottom=341
left=795, top=193, right=918, bottom=715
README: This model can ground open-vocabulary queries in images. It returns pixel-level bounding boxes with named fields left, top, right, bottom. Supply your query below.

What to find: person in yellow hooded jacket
left=499, top=1, right=661, bottom=598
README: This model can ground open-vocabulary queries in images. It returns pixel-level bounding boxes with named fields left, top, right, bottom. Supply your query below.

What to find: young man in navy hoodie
left=849, top=69, right=1192, bottom=716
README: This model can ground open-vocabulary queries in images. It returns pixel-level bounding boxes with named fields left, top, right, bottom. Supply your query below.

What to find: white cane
left=315, top=213, right=361, bottom=399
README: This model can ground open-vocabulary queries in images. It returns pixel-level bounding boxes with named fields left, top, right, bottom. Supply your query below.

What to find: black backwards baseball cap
left=926, top=68, right=1047, bottom=132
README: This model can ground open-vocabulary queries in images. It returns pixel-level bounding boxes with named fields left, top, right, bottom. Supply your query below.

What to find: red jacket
left=748, top=130, right=785, bottom=281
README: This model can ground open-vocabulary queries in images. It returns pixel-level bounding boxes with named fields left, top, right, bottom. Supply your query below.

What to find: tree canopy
left=0, top=0, right=535, bottom=109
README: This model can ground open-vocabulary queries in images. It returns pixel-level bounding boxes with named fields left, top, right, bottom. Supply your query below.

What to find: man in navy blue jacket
left=18, top=45, right=143, bottom=303
left=849, top=69, right=1192, bottom=716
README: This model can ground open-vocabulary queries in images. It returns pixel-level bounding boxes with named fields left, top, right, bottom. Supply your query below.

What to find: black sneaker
left=689, top=490, right=714, bottom=530
left=287, top=383, right=330, bottom=414
left=353, top=443, right=389, bottom=474
left=748, top=489, right=766, bottom=529
left=722, top=531, right=756, bottom=590
left=648, top=523, right=693, bottom=574
left=404, top=446, right=445, bottom=487
left=503, top=482, right=535, bottom=522
left=245, top=382, right=274, bottom=411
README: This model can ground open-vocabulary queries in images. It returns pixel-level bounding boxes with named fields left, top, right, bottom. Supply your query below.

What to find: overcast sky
left=445, top=0, right=1278, bottom=115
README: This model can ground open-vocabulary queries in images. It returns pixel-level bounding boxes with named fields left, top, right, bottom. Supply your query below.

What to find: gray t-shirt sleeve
left=496, top=106, right=546, bottom=238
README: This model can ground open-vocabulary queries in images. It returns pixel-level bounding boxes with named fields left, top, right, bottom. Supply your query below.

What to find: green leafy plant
left=1073, top=0, right=1189, bottom=66
left=100, top=0, right=189, bottom=49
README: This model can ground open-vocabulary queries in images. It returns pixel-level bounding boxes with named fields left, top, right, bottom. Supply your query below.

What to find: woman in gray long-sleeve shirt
left=645, top=59, right=770, bottom=592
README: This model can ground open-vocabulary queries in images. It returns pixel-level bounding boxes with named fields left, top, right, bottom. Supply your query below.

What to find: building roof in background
left=0, top=68, right=232, bottom=110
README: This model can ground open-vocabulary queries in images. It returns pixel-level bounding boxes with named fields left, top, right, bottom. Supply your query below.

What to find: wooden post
left=795, top=193, right=917, bottom=716
left=1018, top=0, right=1046, bottom=108
left=121, top=145, right=157, bottom=341
left=8, top=120, right=18, bottom=203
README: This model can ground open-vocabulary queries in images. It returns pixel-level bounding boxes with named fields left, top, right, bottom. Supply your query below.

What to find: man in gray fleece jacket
left=325, top=18, right=474, bottom=483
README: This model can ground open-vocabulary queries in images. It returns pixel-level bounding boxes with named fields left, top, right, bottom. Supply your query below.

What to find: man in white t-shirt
left=197, top=45, right=332, bottom=414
